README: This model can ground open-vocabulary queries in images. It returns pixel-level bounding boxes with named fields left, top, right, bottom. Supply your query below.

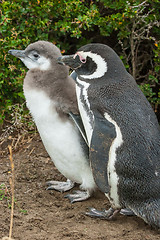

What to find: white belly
left=23, top=88, right=95, bottom=189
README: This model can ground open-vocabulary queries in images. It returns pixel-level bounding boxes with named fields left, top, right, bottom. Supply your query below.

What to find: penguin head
left=58, top=43, right=127, bottom=83
left=9, top=41, right=62, bottom=71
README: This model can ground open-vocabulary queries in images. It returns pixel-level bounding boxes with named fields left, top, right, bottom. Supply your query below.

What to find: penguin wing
left=69, top=112, right=88, bottom=145
left=90, top=109, right=116, bottom=193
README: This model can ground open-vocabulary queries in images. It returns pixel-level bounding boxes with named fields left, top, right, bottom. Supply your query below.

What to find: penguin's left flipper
left=90, top=109, right=116, bottom=193
left=69, top=112, right=88, bottom=145
left=46, top=179, right=75, bottom=192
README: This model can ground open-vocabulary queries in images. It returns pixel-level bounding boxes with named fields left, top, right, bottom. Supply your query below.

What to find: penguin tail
left=130, top=199, right=160, bottom=229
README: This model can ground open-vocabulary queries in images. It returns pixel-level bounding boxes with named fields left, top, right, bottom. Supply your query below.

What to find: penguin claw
left=85, top=207, right=120, bottom=220
left=120, top=208, right=135, bottom=216
left=64, top=190, right=90, bottom=203
left=46, top=179, right=75, bottom=192
left=85, top=208, right=108, bottom=219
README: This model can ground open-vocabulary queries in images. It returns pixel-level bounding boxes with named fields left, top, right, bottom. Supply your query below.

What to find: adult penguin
left=8, top=41, right=97, bottom=203
left=58, top=43, right=160, bottom=228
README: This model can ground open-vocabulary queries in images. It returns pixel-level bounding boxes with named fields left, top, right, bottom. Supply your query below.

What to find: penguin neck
left=76, top=68, right=132, bottom=87
left=24, top=68, right=79, bottom=116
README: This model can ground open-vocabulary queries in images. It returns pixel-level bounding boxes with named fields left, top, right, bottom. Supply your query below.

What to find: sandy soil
left=0, top=134, right=160, bottom=240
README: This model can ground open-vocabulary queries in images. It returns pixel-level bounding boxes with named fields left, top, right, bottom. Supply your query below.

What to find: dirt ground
left=0, top=133, right=160, bottom=240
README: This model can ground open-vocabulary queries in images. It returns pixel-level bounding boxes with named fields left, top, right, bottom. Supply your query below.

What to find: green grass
left=0, top=183, right=28, bottom=214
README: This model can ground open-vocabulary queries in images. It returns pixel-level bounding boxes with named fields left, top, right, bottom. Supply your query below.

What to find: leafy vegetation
left=0, top=0, right=160, bottom=124
left=0, top=183, right=28, bottom=214
left=0, top=183, right=13, bottom=208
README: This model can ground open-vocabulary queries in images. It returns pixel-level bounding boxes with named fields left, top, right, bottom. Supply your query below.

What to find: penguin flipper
left=90, top=110, right=116, bottom=193
left=69, top=112, right=88, bottom=146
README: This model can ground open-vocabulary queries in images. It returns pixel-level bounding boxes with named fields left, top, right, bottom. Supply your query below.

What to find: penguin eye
left=33, top=53, right=39, bottom=58
left=29, top=51, right=40, bottom=59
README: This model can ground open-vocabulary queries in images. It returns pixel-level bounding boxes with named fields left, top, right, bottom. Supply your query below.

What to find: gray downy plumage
left=58, top=43, right=160, bottom=229
left=8, top=41, right=97, bottom=203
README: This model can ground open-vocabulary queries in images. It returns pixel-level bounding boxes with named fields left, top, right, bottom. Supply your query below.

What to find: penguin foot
left=64, top=190, right=90, bottom=203
left=85, top=207, right=120, bottom=220
left=46, top=179, right=75, bottom=192
left=120, top=208, right=135, bottom=216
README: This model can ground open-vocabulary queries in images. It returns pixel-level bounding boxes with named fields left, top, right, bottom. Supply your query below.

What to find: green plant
left=98, top=0, right=160, bottom=114
left=0, top=183, right=13, bottom=208
left=0, top=183, right=27, bottom=214
left=20, top=209, right=28, bottom=215
left=0, top=183, right=7, bottom=201
left=1, top=0, right=160, bottom=124
left=0, top=0, right=53, bottom=123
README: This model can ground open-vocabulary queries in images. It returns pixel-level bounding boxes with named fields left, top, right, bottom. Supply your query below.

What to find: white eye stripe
left=75, top=52, right=86, bottom=63
left=79, top=51, right=108, bottom=79
left=73, top=53, right=77, bottom=59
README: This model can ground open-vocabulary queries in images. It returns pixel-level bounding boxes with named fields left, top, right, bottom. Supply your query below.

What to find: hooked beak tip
left=8, top=50, right=13, bottom=55
left=57, top=54, right=82, bottom=69
left=57, top=57, right=65, bottom=65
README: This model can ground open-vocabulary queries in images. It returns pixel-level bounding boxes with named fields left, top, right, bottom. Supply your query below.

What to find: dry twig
left=8, top=145, right=15, bottom=240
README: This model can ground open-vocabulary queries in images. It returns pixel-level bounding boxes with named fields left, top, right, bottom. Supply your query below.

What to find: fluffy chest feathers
left=23, top=87, right=86, bottom=182
left=23, top=87, right=75, bottom=145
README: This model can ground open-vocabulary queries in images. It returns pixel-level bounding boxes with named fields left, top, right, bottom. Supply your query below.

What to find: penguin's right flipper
left=90, top=109, right=116, bottom=193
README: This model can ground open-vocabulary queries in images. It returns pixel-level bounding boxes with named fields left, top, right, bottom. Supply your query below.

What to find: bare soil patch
left=0, top=134, right=160, bottom=240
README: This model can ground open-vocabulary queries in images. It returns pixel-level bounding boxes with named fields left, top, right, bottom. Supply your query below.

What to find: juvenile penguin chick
left=8, top=41, right=97, bottom=203
left=59, top=43, right=160, bottom=228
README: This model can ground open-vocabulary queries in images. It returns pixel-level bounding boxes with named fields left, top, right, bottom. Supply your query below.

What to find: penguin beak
left=57, top=55, right=82, bottom=69
left=8, top=50, right=26, bottom=59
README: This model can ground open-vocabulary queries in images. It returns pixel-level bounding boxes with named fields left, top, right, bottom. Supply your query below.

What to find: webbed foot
left=65, top=190, right=91, bottom=203
left=85, top=207, right=120, bottom=220
left=46, top=179, right=74, bottom=192
left=120, top=208, right=135, bottom=216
